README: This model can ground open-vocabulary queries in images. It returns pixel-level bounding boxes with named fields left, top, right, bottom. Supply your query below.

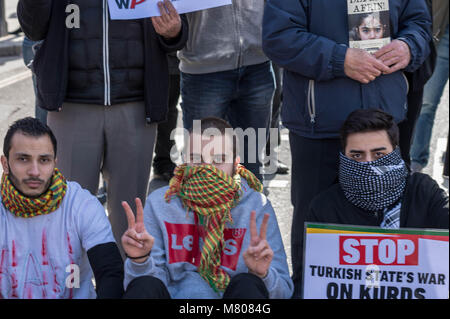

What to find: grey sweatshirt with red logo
left=124, top=179, right=293, bottom=299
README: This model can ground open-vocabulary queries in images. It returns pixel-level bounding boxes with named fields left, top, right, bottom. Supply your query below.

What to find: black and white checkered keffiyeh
left=380, top=202, right=401, bottom=229
left=339, top=147, right=408, bottom=212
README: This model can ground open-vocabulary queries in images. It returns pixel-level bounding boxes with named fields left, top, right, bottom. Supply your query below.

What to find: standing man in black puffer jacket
left=17, top=0, right=189, bottom=257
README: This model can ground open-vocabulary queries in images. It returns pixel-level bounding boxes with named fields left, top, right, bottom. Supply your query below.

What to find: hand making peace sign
left=151, top=0, right=182, bottom=39
left=243, top=211, right=274, bottom=278
left=121, top=198, right=154, bottom=263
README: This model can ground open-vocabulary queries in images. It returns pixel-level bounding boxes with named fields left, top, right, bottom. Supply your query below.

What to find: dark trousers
left=123, top=276, right=171, bottom=299
left=22, top=37, right=47, bottom=125
left=153, top=74, right=180, bottom=175
left=398, top=89, right=425, bottom=167
left=289, top=132, right=341, bottom=298
left=123, top=273, right=269, bottom=299
left=48, top=102, right=157, bottom=258
left=223, top=273, right=269, bottom=299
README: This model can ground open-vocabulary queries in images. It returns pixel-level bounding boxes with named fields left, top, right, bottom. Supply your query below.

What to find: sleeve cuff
left=127, top=256, right=153, bottom=272
left=261, top=267, right=276, bottom=293
left=331, top=44, right=348, bottom=78
left=396, top=37, right=413, bottom=54
left=157, top=17, right=188, bottom=52
left=395, top=36, right=418, bottom=72
left=124, top=256, right=154, bottom=289
left=158, top=32, right=182, bottom=49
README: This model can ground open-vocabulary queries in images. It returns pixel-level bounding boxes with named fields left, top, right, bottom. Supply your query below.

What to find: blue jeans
left=22, top=37, right=47, bottom=125
left=410, top=26, right=449, bottom=167
left=180, top=62, right=275, bottom=181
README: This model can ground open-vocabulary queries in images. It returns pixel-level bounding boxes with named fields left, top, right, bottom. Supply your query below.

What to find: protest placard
left=303, top=223, right=449, bottom=299
left=108, top=0, right=232, bottom=20
left=347, top=0, right=391, bottom=53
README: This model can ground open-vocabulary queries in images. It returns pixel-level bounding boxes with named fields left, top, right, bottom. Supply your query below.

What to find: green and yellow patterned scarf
left=1, top=168, right=67, bottom=218
left=165, top=164, right=263, bottom=292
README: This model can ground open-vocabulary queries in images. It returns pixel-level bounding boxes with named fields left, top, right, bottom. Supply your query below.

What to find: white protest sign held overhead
left=303, top=223, right=449, bottom=299
left=108, top=0, right=232, bottom=20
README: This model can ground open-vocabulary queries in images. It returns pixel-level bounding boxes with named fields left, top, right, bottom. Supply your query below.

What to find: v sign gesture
left=243, top=211, right=274, bottom=278
left=121, top=198, right=154, bottom=263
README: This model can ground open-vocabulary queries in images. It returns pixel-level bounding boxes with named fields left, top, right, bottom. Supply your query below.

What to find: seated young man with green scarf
left=0, top=117, right=123, bottom=299
left=121, top=117, right=293, bottom=298
left=307, top=109, right=449, bottom=229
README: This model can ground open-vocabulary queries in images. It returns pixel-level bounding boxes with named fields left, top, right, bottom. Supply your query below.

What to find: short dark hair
left=3, top=117, right=57, bottom=159
left=189, top=117, right=238, bottom=160
left=340, top=109, right=399, bottom=150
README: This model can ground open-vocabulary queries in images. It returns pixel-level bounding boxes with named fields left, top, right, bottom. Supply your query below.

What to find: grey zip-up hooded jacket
left=178, top=0, right=269, bottom=74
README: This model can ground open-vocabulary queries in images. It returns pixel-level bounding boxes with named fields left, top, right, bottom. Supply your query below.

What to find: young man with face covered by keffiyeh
left=0, top=118, right=123, bottom=299
left=291, top=109, right=449, bottom=298
left=307, top=109, right=448, bottom=236
left=121, top=117, right=293, bottom=299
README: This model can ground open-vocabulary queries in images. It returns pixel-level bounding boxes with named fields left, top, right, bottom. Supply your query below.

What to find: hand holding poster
left=108, top=0, right=232, bottom=20
left=303, top=223, right=449, bottom=299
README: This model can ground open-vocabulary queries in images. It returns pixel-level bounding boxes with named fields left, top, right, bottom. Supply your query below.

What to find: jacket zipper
left=307, top=79, right=316, bottom=133
left=103, top=0, right=111, bottom=106
left=401, top=72, right=409, bottom=95
left=401, top=72, right=409, bottom=111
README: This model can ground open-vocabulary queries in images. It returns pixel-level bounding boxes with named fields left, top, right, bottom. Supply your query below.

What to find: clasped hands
left=121, top=198, right=274, bottom=279
left=344, top=39, right=411, bottom=84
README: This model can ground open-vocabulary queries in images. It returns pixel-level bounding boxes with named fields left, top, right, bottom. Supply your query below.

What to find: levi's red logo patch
left=165, top=222, right=246, bottom=270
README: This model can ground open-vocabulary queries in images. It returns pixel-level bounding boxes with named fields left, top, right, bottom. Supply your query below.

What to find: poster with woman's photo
left=348, top=0, right=391, bottom=54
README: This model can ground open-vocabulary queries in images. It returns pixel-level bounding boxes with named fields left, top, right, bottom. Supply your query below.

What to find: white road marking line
left=263, top=180, right=289, bottom=188
left=0, top=71, right=31, bottom=90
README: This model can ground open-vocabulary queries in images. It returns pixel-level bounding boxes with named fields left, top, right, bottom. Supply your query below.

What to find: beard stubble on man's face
left=7, top=162, right=53, bottom=199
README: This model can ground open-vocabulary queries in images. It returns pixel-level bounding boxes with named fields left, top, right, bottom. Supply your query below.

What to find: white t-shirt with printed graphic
left=0, top=181, right=115, bottom=299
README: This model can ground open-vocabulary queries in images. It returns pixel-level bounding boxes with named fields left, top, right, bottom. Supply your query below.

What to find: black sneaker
left=264, top=160, right=289, bottom=175
left=276, top=161, right=289, bottom=174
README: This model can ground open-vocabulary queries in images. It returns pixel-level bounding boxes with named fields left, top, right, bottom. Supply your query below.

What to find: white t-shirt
left=0, top=181, right=115, bottom=299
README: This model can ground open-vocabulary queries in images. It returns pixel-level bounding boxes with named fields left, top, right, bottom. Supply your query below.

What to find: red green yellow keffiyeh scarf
left=164, top=164, right=263, bottom=293
left=1, top=168, right=67, bottom=218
